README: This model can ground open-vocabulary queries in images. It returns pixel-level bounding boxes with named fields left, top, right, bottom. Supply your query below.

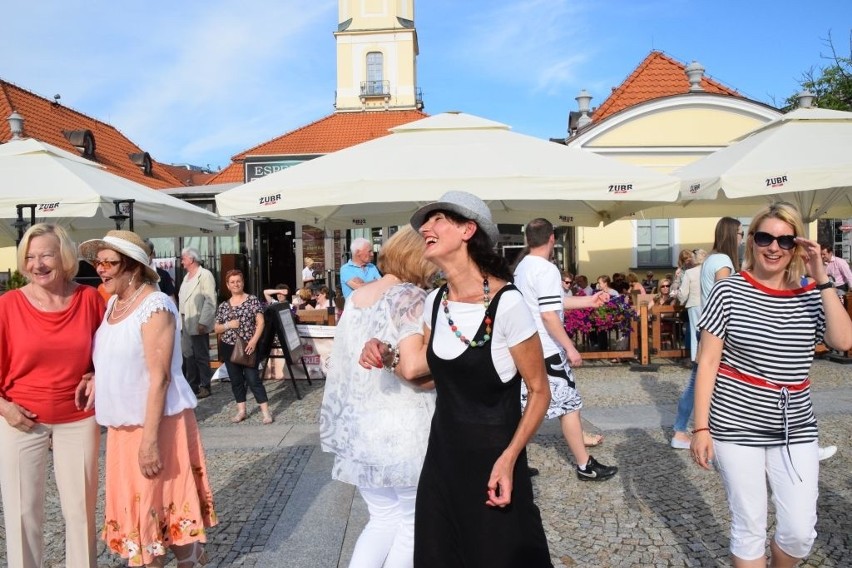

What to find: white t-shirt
left=513, top=255, right=563, bottom=358
left=93, top=292, right=198, bottom=427
left=302, top=266, right=315, bottom=282
left=424, top=286, right=537, bottom=383
left=700, top=253, right=735, bottom=305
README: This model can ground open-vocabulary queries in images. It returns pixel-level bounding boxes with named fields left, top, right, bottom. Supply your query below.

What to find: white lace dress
left=320, top=282, right=435, bottom=488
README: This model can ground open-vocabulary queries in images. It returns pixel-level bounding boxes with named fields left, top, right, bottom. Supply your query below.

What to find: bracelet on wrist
left=815, top=280, right=833, bottom=291
left=692, top=427, right=710, bottom=434
left=383, top=342, right=401, bottom=371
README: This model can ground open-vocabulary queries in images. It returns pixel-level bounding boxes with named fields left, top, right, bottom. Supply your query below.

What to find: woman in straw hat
left=362, top=191, right=553, bottom=567
left=80, top=230, right=217, bottom=568
left=0, top=223, right=105, bottom=568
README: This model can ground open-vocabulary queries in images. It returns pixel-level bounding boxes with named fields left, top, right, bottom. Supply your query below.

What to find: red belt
left=718, top=363, right=810, bottom=392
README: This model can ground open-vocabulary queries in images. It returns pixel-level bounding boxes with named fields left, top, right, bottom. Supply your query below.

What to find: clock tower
left=334, top=0, right=423, bottom=111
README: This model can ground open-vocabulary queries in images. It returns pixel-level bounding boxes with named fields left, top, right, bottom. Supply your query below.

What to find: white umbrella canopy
left=215, top=112, right=680, bottom=228
left=0, top=138, right=237, bottom=246
left=615, top=107, right=852, bottom=222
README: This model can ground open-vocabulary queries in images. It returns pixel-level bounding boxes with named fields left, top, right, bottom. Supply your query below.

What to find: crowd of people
left=1, top=194, right=850, bottom=567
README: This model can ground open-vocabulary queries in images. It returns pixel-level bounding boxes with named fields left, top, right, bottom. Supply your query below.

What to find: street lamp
left=110, top=199, right=135, bottom=230
left=13, top=204, right=36, bottom=245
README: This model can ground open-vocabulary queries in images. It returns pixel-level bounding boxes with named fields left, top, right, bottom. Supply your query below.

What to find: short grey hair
left=350, top=238, right=371, bottom=256
left=143, top=238, right=155, bottom=257
left=181, top=247, right=201, bottom=263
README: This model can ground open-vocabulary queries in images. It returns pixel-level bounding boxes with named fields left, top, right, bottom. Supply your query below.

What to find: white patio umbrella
left=216, top=112, right=680, bottom=228
left=616, top=107, right=852, bottom=222
left=0, top=138, right=237, bottom=246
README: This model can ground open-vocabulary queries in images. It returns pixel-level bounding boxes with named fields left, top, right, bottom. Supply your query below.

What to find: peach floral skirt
left=101, top=409, right=218, bottom=566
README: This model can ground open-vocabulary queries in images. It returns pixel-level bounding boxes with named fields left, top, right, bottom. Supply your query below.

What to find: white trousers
left=713, top=439, right=818, bottom=561
left=349, top=486, right=418, bottom=568
left=0, top=416, right=100, bottom=568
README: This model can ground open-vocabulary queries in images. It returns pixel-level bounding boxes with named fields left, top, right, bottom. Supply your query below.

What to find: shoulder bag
left=230, top=335, right=256, bottom=367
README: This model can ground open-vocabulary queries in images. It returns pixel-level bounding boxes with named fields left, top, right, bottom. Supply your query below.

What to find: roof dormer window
left=129, top=152, right=153, bottom=176
left=63, top=129, right=96, bottom=158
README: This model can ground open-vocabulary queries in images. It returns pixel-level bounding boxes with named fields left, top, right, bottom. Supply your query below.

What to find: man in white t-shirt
left=514, top=218, right=619, bottom=481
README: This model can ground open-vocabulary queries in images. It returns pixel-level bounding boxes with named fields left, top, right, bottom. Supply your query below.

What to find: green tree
left=783, top=30, right=852, bottom=111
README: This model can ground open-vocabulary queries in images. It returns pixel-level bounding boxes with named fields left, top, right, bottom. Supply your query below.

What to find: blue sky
left=2, top=1, right=849, bottom=172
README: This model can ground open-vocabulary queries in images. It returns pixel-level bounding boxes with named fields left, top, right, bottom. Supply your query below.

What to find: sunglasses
left=752, top=231, right=796, bottom=250
left=92, top=259, right=122, bottom=269
left=660, top=284, right=671, bottom=289
left=563, top=280, right=573, bottom=284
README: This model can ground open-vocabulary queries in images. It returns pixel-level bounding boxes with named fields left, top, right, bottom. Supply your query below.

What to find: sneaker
left=576, top=456, right=618, bottom=482
left=670, top=437, right=691, bottom=450
left=818, top=445, right=837, bottom=461
left=196, top=386, right=211, bottom=399
left=528, top=467, right=540, bottom=477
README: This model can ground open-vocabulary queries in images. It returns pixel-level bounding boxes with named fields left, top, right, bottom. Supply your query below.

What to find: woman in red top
left=0, top=224, right=105, bottom=568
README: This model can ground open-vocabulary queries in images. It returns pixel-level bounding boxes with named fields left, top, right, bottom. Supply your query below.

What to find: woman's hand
left=74, top=372, right=96, bottom=411
left=359, top=338, right=388, bottom=369
left=796, top=236, right=828, bottom=283
left=690, top=431, right=715, bottom=470
left=139, top=439, right=163, bottom=479
left=486, top=452, right=515, bottom=508
left=0, top=399, right=37, bottom=431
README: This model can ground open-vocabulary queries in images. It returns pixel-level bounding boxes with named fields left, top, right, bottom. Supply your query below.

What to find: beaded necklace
left=109, top=283, right=146, bottom=320
left=442, top=277, right=492, bottom=347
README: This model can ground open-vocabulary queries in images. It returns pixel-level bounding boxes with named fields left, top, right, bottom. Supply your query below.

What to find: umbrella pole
left=14, top=204, right=36, bottom=245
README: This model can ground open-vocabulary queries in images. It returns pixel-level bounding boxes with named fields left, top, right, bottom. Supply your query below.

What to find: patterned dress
left=320, top=282, right=435, bottom=488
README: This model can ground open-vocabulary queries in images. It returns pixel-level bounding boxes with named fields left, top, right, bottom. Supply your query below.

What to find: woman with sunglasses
left=691, top=203, right=851, bottom=567
left=671, top=217, right=742, bottom=450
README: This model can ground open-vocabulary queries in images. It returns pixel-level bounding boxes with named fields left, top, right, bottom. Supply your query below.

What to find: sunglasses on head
left=752, top=231, right=796, bottom=250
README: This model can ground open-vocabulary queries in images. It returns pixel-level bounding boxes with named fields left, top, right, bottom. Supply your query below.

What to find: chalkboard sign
left=276, top=306, right=304, bottom=360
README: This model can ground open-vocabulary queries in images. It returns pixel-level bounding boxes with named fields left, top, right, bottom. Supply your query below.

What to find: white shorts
left=713, top=439, right=818, bottom=561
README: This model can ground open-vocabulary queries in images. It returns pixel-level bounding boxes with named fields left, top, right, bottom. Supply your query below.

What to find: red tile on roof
left=205, top=110, right=427, bottom=185
left=0, top=79, right=184, bottom=189
left=592, top=51, right=740, bottom=122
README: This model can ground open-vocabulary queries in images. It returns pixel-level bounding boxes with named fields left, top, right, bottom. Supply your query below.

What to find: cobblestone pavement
left=1, top=359, right=850, bottom=567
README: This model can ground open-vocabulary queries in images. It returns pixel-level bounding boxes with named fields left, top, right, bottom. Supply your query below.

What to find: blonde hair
left=743, top=202, right=806, bottom=286
left=18, top=223, right=79, bottom=281
left=377, top=225, right=438, bottom=288
left=304, top=257, right=314, bottom=267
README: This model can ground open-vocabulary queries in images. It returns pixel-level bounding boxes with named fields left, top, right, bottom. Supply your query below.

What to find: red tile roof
left=591, top=51, right=740, bottom=122
left=160, top=163, right=217, bottom=186
left=0, top=79, right=184, bottom=189
left=205, top=110, right=428, bottom=185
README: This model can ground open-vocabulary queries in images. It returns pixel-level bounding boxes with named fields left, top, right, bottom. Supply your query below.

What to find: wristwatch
left=815, top=280, right=834, bottom=291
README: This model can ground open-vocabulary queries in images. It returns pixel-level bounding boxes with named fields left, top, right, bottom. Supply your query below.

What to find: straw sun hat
left=79, top=230, right=160, bottom=283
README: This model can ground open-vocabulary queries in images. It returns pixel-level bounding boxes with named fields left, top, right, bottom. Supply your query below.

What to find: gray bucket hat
left=410, top=191, right=499, bottom=246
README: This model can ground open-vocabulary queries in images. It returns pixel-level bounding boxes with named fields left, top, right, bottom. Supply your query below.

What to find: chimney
left=685, top=61, right=705, bottom=92
left=7, top=111, right=25, bottom=139
left=796, top=90, right=815, bottom=108
left=575, top=89, right=593, bottom=128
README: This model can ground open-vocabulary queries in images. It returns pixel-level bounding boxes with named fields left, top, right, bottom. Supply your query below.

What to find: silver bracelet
left=383, top=342, right=401, bottom=371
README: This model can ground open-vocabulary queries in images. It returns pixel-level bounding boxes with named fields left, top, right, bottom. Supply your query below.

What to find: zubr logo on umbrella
left=689, top=183, right=701, bottom=194
left=259, top=193, right=282, bottom=206
left=558, top=215, right=575, bottom=223
left=38, top=202, right=60, bottom=213
left=765, top=175, right=788, bottom=188
left=608, top=183, right=633, bottom=194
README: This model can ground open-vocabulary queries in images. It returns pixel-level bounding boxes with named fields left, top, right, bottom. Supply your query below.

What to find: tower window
left=365, top=52, right=385, bottom=95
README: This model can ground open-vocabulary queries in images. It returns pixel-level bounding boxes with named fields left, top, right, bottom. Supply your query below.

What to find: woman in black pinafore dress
left=414, top=285, right=552, bottom=567
left=360, top=191, right=553, bottom=567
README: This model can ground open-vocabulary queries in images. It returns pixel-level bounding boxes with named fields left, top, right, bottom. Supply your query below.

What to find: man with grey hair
left=339, top=237, right=381, bottom=299
left=178, top=247, right=217, bottom=398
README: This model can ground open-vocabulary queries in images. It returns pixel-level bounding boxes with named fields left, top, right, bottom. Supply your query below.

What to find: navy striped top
left=699, top=271, right=826, bottom=446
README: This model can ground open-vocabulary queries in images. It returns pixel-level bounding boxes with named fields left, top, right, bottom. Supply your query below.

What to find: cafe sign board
left=244, top=156, right=322, bottom=182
